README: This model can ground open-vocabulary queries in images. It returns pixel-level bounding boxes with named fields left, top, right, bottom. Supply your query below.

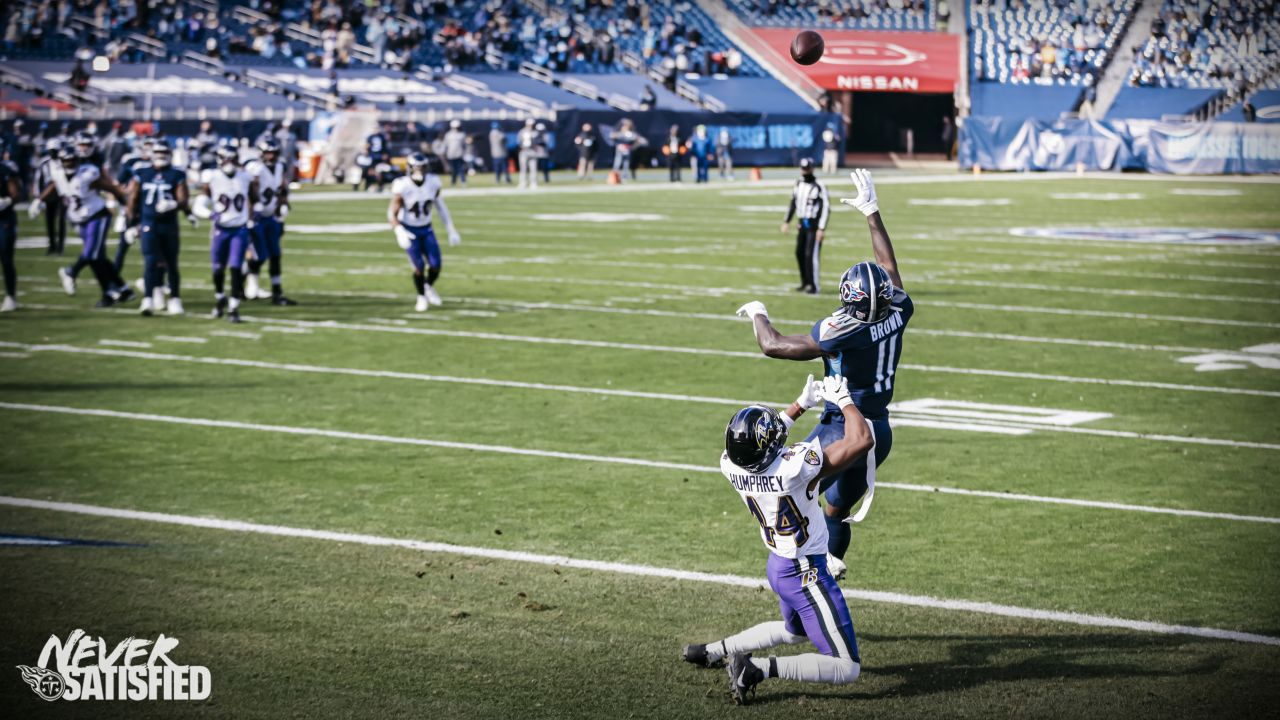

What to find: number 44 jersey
left=721, top=439, right=828, bottom=558
left=390, top=173, right=442, bottom=228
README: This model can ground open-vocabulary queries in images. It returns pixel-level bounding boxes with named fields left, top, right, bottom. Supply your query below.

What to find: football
left=790, top=30, right=825, bottom=65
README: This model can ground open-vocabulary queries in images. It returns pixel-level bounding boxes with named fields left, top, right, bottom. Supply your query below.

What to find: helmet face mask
left=152, top=146, right=172, bottom=169
left=59, top=146, right=78, bottom=172
left=257, top=138, right=280, bottom=164
left=725, top=405, right=788, bottom=473
left=839, top=262, right=895, bottom=323
left=217, top=147, right=238, bottom=175
left=407, top=152, right=429, bottom=183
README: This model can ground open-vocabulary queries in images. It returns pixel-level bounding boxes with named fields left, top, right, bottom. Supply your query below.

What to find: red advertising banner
left=748, top=28, right=961, bottom=93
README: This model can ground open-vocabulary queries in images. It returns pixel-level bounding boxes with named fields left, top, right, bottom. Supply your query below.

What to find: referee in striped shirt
left=781, top=158, right=830, bottom=294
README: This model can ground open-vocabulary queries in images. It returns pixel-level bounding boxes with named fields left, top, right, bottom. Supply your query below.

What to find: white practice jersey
left=205, top=168, right=253, bottom=228
left=391, top=174, right=442, bottom=228
left=54, top=164, right=106, bottom=224
left=245, top=159, right=285, bottom=216
left=721, top=439, right=828, bottom=559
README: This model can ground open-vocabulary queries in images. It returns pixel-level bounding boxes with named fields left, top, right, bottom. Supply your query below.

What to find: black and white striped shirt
left=784, top=178, right=830, bottom=231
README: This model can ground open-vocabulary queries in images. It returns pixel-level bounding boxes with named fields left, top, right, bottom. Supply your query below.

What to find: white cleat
left=414, top=295, right=429, bottom=312
left=245, top=273, right=261, bottom=300
left=58, top=266, right=76, bottom=295
left=826, top=553, right=847, bottom=581
left=152, top=287, right=166, bottom=309
left=0, top=295, right=17, bottom=312
left=167, top=297, right=185, bottom=315
left=134, top=277, right=146, bottom=293
left=139, top=297, right=154, bottom=316
left=425, top=284, right=442, bottom=306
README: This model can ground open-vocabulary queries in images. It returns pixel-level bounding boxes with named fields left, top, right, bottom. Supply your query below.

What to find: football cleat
left=414, top=295, right=429, bottom=312
left=244, top=273, right=261, bottom=300
left=134, top=277, right=146, bottom=293
left=425, top=284, right=442, bottom=306
left=725, top=654, right=764, bottom=705
left=139, top=297, right=153, bottom=316
left=838, top=261, right=894, bottom=323
left=167, top=297, right=185, bottom=315
left=227, top=308, right=242, bottom=324
left=116, top=286, right=137, bottom=304
left=724, top=405, right=788, bottom=473
left=94, top=296, right=116, bottom=309
left=58, top=266, right=76, bottom=295
left=681, top=643, right=719, bottom=668
left=0, top=295, right=17, bottom=312
left=271, top=294, right=297, bottom=306
left=211, top=296, right=228, bottom=318
left=152, top=287, right=165, bottom=309
left=827, top=553, right=847, bottom=581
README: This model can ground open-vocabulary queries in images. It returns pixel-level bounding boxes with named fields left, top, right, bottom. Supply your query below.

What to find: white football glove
left=794, top=373, right=824, bottom=410
left=191, top=195, right=213, bottom=219
left=251, top=201, right=265, bottom=215
left=112, top=211, right=127, bottom=233
left=155, top=197, right=178, bottom=214
left=820, top=375, right=854, bottom=409
left=839, top=168, right=879, bottom=216
left=278, top=203, right=289, bottom=219
left=27, top=199, right=44, bottom=219
left=123, top=226, right=139, bottom=245
left=394, top=225, right=414, bottom=250
left=0, top=197, right=11, bottom=212
left=447, top=226, right=461, bottom=247
left=735, top=301, right=768, bottom=321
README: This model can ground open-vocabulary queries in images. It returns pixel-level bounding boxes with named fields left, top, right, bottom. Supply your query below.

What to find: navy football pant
left=805, top=413, right=893, bottom=559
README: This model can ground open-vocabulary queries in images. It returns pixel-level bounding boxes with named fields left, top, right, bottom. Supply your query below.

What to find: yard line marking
left=0, top=351, right=29, bottom=359
left=2, top=401, right=1278, bottom=521
left=6, top=341, right=1271, bottom=449
left=153, top=335, right=209, bottom=344
left=248, top=317, right=1280, bottom=399
left=97, top=339, right=152, bottom=349
left=926, top=278, right=1280, bottom=305
left=0, top=495, right=1276, bottom=646
left=923, top=300, right=1280, bottom=329
left=208, top=330, right=262, bottom=340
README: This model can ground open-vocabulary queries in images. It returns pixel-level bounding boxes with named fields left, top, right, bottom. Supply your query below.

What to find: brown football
left=790, top=30, right=824, bottom=66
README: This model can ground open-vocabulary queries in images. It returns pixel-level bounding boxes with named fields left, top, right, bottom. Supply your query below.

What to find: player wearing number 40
left=388, top=152, right=462, bottom=312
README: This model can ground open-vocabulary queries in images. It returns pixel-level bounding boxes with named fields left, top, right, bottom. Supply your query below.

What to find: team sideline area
left=0, top=171, right=1277, bottom=717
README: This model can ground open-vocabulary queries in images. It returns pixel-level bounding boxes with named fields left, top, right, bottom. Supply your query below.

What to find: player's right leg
left=139, top=228, right=159, bottom=316
left=210, top=226, right=231, bottom=318
left=403, top=232, right=429, bottom=311
left=822, top=416, right=893, bottom=563
left=0, top=216, right=16, bottom=310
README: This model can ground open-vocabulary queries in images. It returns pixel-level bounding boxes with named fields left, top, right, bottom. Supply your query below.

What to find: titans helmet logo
left=840, top=278, right=867, bottom=305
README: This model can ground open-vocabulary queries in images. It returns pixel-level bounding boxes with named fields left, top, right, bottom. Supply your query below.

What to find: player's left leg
left=403, top=231, right=429, bottom=311
left=245, top=221, right=268, bottom=300
left=261, top=217, right=294, bottom=305
left=421, top=226, right=443, bottom=306
left=225, top=227, right=250, bottom=323
left=112, top=215, right=133, bottom=274
left=0, top=217, right=17, bottom=311
left=161, top=229, right=183, bottom=315
left=809, top=227, right=822, bottom=295
left=822, top=416, right=893, bottom=562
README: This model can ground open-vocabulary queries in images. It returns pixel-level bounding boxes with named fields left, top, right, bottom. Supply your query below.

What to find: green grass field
left=1, top=172, right=1278, bottom=718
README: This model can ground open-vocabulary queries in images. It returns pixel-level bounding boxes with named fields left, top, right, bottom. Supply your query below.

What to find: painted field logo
left=1011, top=227, right=1280, bottom=245
left=16, top=629, right=211, bottom=701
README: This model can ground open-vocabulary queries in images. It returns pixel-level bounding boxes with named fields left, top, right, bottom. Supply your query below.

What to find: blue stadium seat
left=724, top=0, right=936, bottom=32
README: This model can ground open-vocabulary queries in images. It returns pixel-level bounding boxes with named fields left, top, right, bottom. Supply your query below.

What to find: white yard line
left=152, top=335, right=209, bottom=344
left=1, top=401, right=1278, bottom=520
left=0, top=494, right=1276, bottom=647
left=97, top=339, right=152, bottom=349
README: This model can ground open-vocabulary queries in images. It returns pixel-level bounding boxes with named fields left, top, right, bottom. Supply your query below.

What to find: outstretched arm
left=813, top=377, right=872, bottom=482
left=736, top=301, right=825, bottom=361
left=841, top=169, right=903, bottom=290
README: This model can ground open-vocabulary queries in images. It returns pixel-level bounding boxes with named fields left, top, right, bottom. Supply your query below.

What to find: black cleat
left=271, top=294, right=297, bottom=306
left=794, top=284, right=808, bottom=292
left=93, top=296, right=117, bottom=309
left=116, top=286, right=137, bottom=303
left=681, top=643, right=719, bottom=668
left=228, top=308, right=243, bottom=324
left=725, top=654, right=764, bottom=705
left=211, top=297, right=228, bottom=319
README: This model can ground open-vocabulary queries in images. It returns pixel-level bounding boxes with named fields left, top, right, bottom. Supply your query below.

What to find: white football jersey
left=55, top=164, right=106, bottom=224
left=206, top=168, right=253, bottom=228
left=391, top=174, right=442, bottom=228
left=721, top=439, right=828, bottom=559
left=245, top=159, right=285, bottom=216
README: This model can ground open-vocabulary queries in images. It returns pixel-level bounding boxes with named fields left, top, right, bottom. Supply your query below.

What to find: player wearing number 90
left=681, top=375, right=873, bottom=705
left=125, top=141, right=192, bottom=316
left=244, top=138, right=296, bottom=306
left=195, top=146, right=258, bottom=323
left=389, top=152, right=461, bottom=312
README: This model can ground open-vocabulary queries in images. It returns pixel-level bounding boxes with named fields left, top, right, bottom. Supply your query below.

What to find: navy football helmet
left=838, top=262, right=894, bottom=323
left=725, top=405, right=788, bottom=473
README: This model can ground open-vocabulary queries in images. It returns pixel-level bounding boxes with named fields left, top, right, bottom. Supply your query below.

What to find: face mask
left=222, top=163, right=236, bottom=175
left=410, top=171, right=425, bottom=183
left=153, top=157, right=171, bottom=169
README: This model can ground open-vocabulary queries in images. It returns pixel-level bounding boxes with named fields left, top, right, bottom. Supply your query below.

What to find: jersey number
left=406, top=200, right=431, bottom=218
left=261, top=187, right=276, bottom=205
left=745, top=496, right=810, bottom=549
left=143, top=183, right=172, bottom=206
left=217, top=194, right=245, bottom=213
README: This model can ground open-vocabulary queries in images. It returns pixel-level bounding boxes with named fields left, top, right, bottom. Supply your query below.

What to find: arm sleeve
left=783, top=182, right=797, bottom=224
left=433, top=189, right=454, bottom=230
left=816, top=182, right=830, bottom=231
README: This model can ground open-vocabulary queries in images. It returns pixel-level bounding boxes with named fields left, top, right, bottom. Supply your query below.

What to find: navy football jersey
left=134, top=166, right=186, bottom=225
left=810, top=289, right=914, bottom=419
left=0, top=160, right=16, bottom=222
left=116, top=154, right=149, bottom=185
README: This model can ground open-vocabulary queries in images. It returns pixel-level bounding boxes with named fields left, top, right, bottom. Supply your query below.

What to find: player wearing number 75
left=681, top=374, right=873, bottom=705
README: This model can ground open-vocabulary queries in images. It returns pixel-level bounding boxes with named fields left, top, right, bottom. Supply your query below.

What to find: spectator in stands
left=443, top=120, right=467, bottom=186
left=639, top=84, right=657, bottom=110
left=821, top=124, right=840, bottom=175
left=574, top=123, right=598, bottom=181
left=489, top=122, right=511, bottom=184
left=716, top=127, right=734, bottom=180
left=69, top=57, right=90, bottom=92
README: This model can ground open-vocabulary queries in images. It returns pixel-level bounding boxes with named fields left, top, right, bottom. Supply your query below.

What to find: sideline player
left=30, top=146, right=134, bottom=307
left=126, top=141, right=192, bottom=316
left=780, top=158, right=829, bottom=294
left=388, top=152, right=461, bottom=312
left=244, top=138, right=296, bottom=305
left=0, top=156, right=18, bottom=311
left=682, top=374, right=873, bottom=704
left=736, top=170, right=910, bottom=578
left=113, top=136, right=152, bottom=274
left=32, top=139, right=67, bottom=255
left=193, top=146, right=257, bottom=323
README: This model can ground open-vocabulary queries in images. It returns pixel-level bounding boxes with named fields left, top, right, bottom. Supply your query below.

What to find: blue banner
left=960, top=116, right=1280, bottom=174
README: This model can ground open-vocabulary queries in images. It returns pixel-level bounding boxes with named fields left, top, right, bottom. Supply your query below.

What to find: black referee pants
left=794, top=223, right=820, bottom=292
left=45, top=195, right=67, bottom=254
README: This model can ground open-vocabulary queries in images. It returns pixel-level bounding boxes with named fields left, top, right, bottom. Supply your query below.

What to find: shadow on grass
left=749, top=632, right=1227, bottom=705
